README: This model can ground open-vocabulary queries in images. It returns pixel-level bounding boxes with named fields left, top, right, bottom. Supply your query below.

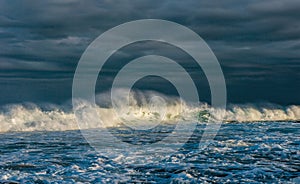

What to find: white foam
left=0, top=91, right=299, bottom=133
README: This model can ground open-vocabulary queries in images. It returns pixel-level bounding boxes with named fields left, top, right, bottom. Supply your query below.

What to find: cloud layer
left=0, top=0, right=299, bottom=105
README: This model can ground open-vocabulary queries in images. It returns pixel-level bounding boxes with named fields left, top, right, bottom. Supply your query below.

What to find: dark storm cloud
left=0, top=0, right=299, bottom=104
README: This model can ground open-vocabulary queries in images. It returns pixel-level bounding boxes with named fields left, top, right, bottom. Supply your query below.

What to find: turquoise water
left=0, top=122, right=299, bottom=183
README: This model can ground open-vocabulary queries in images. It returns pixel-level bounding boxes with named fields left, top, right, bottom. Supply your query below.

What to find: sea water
left=0, top=121, right=299, bottom=183
left=0, top=94, right=299, bottom=183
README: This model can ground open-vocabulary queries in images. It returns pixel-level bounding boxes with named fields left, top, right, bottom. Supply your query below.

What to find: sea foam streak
left=0, top=91, right=299, bottom=133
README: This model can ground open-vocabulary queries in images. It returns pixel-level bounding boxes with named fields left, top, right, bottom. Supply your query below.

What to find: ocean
left=0, top=102, right=299, bottom=183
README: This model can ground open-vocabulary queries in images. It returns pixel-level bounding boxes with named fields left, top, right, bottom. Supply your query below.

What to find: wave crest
left=0, top=91, right=299, bottom=132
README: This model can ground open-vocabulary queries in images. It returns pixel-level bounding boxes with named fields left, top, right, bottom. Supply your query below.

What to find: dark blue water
left=0, top=122, right=299, bottom=183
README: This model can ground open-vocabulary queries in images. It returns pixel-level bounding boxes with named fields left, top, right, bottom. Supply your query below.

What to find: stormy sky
left=0, top=0, right=299, bottom=105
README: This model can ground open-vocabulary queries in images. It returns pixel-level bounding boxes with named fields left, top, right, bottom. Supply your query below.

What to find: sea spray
left=0, top=90, right=299, bottom=133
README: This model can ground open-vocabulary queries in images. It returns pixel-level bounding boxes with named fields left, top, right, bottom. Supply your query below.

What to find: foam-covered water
left=0, top=122, right=299, bottom=183
left=0, top=91, right=299, bottom=182
left=0, top=101, right=299, bottom=133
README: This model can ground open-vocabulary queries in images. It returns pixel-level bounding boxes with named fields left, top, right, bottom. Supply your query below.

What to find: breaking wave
left=0, top=91, right=299, bottom=133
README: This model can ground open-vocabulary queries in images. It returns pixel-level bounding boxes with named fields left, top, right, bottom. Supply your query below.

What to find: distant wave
left=0, top=91, right=299, bottom=133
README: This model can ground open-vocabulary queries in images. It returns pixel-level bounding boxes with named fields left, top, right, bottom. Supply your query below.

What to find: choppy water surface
left=0, top=122, right=299, bottom=183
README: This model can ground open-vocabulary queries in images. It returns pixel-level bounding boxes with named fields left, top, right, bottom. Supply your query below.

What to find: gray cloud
left=0, top=0, right=299, bottom=104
